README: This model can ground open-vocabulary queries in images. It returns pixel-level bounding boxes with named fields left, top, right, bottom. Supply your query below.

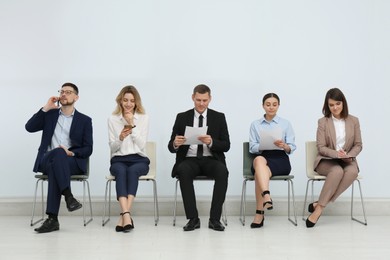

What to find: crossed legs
left=252, top=156, right=272, bottom=224
left=40, top=148, right=82, bottom=215
left=308, top=159, right=358, bottom=225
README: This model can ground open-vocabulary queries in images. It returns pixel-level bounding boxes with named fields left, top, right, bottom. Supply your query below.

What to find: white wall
left=1, top=0, right=389, bottom=199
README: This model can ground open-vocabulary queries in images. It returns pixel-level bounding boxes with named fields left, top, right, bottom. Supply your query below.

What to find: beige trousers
left=315, top=159, right=358, bottom=207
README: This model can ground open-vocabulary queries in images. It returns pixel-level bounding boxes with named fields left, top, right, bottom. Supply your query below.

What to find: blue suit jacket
left=25, top=108, right=93, bottom=173
left=168, top=108, right=230, bottom=177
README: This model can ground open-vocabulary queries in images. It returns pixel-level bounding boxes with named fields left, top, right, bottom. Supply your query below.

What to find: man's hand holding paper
left=183, top=126, right=208, bottom=145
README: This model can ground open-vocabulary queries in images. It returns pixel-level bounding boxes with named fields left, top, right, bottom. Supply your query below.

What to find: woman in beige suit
left=306, top=88, right=362, bottom=228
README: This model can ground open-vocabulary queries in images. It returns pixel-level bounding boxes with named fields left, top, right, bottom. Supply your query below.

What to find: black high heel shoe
left=306, top=213, right=321, bottom=228
left=122, top=212, right=134, bottom=232
left=262, top=190, right=273, bottom=210
left=115, top=213, right=124, bottom=232
left=250, top=210, right=265, bottom=228
left=308, top=201, right=318, bottom=213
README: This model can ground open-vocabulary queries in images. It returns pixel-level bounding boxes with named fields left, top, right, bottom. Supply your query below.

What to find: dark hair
left=322, top=88, right=349, bottom=118
left=262, top=93, right=280, bottom=105
left=62, top=82, right=79, bottom=95
left=193, top=84, right=211, bottom=95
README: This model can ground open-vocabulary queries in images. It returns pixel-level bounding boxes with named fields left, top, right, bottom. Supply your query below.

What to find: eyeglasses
left=58, top=90, right=75, bottom=95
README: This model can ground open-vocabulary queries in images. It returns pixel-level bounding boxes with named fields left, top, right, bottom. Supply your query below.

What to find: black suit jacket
left=168, top=108, right=230, bottom=177
left=25, top=108, right=93, bottom=173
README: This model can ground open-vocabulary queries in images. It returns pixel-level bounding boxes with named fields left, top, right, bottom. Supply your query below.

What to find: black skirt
left=251, top=150, right=291, bottom=176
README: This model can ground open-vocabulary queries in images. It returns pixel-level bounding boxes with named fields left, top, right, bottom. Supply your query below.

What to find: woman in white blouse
left=108, top=86, right=150, bottom=232
left=306, top=88, right=363, bottom=228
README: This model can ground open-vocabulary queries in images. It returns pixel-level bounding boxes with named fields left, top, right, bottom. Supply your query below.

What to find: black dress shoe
left=306, top=214, right=321, bottom=228
left=34, top=218, right=60, bottom=233
left=250, top=210, right=264, bottom=229
left=66, top=197, right=82, bottom=212
left=208, top=219, right=225, bottom=231
left=116, top=213, right=124, bottom=232
left=115, top=225, right=124, bottom=232
left=183, top=218, right=200, bottom=231
left=122, top=212, right=134, bottom=232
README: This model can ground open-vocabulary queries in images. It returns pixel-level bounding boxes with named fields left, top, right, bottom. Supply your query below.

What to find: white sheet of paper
left=259, top=128, right=283, bottom=150
left=183, top=126, right=208, bottom=145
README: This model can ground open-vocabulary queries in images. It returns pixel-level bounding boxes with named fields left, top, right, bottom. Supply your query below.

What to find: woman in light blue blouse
left=249, top=93, right=296, bottom=228
left=108, top=86, right=150, bottom=232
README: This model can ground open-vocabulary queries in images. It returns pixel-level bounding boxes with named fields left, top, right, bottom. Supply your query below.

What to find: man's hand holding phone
left=43, top=96, right=60, bottom=112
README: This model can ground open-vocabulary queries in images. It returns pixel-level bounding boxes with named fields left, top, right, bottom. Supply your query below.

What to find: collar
left=260, top=114, right=280, bottom=124
left=59, top=108, right=75, bottom=117
left=194, top=109, right=208, bottom=119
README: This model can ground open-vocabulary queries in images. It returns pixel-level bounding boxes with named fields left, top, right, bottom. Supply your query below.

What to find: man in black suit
left=26, top=83, right=93, bottom=233
left=168, top=84, right=230, bottom=231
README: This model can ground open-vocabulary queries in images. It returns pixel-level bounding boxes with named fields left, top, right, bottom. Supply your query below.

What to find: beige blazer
left=314, top=115, right=362, bottom=170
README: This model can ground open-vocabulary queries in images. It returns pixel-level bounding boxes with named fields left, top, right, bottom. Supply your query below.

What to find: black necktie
left=197, top=115, right=204, bottom=158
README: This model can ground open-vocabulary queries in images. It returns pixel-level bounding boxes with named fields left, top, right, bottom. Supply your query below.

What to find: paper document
left=259, top=128, right=283, bottom=150
left=183, top=126, right=208, bottom=145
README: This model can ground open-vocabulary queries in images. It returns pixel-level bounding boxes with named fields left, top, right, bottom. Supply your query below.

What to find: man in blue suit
left=26, top=83, right=93, bottom=233
left=168, top=84, right=230, bottom=231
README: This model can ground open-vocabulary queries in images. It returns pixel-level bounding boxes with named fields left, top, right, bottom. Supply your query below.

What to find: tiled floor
left=1, top=215, right=388, bottom=260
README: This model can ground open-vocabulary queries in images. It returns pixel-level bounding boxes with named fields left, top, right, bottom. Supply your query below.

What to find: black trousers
left=176, top=157, right=228, bottom=220
left=38, top=148, right=83, bottom=215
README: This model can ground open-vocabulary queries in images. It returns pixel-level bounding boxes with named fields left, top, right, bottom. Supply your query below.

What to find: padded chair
left=102, top=142, right=159, bottom=226
left=302, top=141, right=367, bottom=225
left=239, top=142, right=297, bottom=226
left=30, top=158, right=93, bottom=227
left=172, top=175, right=228, bottom=226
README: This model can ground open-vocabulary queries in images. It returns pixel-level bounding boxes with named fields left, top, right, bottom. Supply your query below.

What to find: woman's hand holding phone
left=119, top=125, right=133, bottom=141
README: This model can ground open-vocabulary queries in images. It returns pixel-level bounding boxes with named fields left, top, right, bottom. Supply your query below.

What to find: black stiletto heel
left=251, top=210, right=265, bottom=228
left=262, top=190, right=273, bottom=210
left=115, top=213, right=124, bottom=232
left=122, top=212, right=134, bottom=232
left=308, top=201, right=318, bottom=213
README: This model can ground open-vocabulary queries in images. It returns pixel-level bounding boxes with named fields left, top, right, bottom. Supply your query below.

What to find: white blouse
left=108, top=112, right=149, bottom=158
left=332, top=115, right=346, bottom=150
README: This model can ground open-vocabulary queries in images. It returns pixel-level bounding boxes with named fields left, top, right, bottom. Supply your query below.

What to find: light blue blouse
left=249, top=115, right=296, bottom=155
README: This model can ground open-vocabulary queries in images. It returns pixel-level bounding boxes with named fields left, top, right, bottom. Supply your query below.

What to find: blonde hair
left=113, top=85, right=145, bottom=115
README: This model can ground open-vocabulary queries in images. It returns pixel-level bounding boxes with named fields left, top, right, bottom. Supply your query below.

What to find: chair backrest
left=85, top=157, right=90, bottom=177
left=243, top=142, right=256, bottom=178
left=305, top=141, right=318, bottom=178
left=144, top=141, right=156, bottom=179
left=69, top=158, right=90, bottom=180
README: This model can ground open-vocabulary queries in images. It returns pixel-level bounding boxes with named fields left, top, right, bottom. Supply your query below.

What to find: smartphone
left=124, top=125, right=136, bottom=129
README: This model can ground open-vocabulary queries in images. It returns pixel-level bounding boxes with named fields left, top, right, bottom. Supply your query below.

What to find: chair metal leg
left=351, top=179, right=367, bottom=225
left=173, top=178, right=228, bottom=226
left=239, top=179, right=248, bottom=226
left=102, top=179, right=111, bottom=226
left=287, top=179, right=297, bottom=226
left=173, top=179, right=179, bottom=226
left=302, top=179, right=311, bottom=221
left=31, top=178, right=45, bottom=226
left=303, top=179, right=319, bottom=221
left=222, top=201, right=228, bottom=226
left=82, top=180, right=93, bottom=226
left=151, top=179, right=160, bottom=226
